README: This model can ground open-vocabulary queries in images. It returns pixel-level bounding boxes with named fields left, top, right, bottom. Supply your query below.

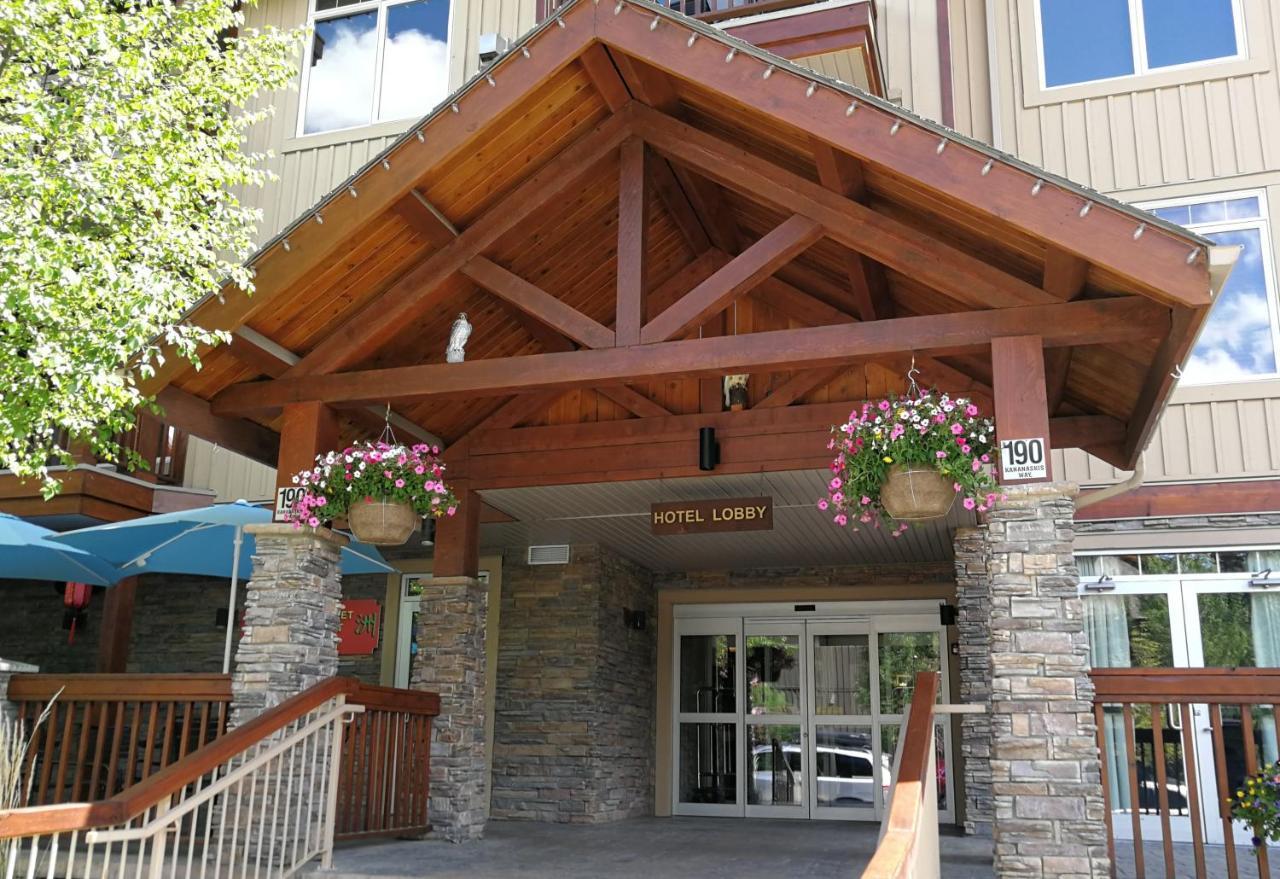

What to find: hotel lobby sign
left=651, top=496, right=773, bottom=536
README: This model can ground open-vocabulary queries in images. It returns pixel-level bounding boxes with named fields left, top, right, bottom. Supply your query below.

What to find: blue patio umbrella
left=51, top=501, right=394, bottom=672
left=0, top=512, right=120, bottom=586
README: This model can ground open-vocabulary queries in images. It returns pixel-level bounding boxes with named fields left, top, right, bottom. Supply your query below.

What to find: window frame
left=1137, top=188, right=1280, bottom=386
left=296, top=0, right=454, bottom=139
left=1033, top=0, right=1248, bottom=92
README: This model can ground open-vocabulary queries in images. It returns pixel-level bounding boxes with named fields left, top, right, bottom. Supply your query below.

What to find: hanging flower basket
left=283, top=440, right=458, bottom=546
left=880, top=465, right=955, bottom=521
left=820, top=389, right=1002, bottom=535
left=347, top=497, right=419, bottom=546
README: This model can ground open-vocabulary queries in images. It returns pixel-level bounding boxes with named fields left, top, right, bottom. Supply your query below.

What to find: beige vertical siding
left=987, top=0, right=1279, bottom=193
left=237, top=0, right=537, bottom=244
left=1055, top=383, right=1280, bottom=486
left=871, top=0, right=943, bottom=121
left=945, top=0, right=992, bottom=142
left=183, top=438, right=277, bottom=503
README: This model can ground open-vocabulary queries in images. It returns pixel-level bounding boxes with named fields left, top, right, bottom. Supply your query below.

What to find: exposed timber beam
left=154, top=386, right=279, bottom=466
left=642, top=215, right=823, bottom=343
left=811, top=141, right=893, bottom=321
left=225, top=326, right=442, bottom=446
left=139, top=8, right=598, bottom=397
left=461, top=258, right=615, bottom=349
left=211, top=296, right=1169, bottom=414
left=599, top=23, right=1210, bottom=308
left=394, top=191, right=582, bottom=355
left=634, top=105, right=1059, bottom=312
left=597, top=386, right=672, bottom=418
left=461, top=401, right=1124, bottom=488
left=617, top=137, right=648, bottom=347
left=646, top=250, right=731, bottom=321
left=610, top=51, right=740, bottom=253
left=578, top=44, right=712, bottom=253
left=282, top=108, right=633, bottom=378
left=755, top=367, right=846, bottom=409
left=1041, top=247, right=1089, bottom=414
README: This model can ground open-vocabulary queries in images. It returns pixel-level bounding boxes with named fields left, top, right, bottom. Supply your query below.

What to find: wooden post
left=275, top=402, right=340, bottom=493
left=97, top=576, right=137, bottom=673
left=616, top=138, right=647, bottom=348
left=991, top=335, right=1052, bottom=484
left=433, top=478, right=480, bottom=578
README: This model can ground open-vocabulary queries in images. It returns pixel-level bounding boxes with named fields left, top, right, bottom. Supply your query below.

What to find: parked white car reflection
left=750, top=742, right=891, bottom=807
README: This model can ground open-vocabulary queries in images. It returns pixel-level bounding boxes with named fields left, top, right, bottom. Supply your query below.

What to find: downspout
left=1075, top=453, right=1145, bottom=512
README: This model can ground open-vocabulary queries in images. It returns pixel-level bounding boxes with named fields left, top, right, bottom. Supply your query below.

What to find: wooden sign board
left=651, top=496, right=773, bottom=536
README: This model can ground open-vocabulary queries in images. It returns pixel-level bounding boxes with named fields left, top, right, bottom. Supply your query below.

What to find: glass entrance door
left=745, top=622, right=806, bottom=817
left=807, top=622, right=877, bottom=819
left=673, top=606, right=953, bottom=823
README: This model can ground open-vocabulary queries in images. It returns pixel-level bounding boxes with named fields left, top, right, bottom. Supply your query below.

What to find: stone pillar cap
left=245, top=522, right=350, bottom=548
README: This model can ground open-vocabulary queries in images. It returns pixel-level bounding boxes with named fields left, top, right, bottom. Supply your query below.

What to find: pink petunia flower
left=861, top=495, right=871, bottom=505
left=817, top=499, right=829, bottom=511
left=935, top=450, right=947, bottom=459
left=395, top=479, right=405, bottom=488
left=834, top=513, right=848, bottom=526
left=962, top=497, right=976, bottom=510
left=950, top=423, right=964, bottom=435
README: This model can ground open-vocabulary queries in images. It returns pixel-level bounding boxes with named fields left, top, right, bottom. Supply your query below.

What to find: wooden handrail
left=0, top=677, right=435, bottom=839
left=347, top=682, right=440, bottom=715
left=8, top=673, right=232, bottom=702
left=1091, top=667, right=1280, bottom=704
left=860, top=671, right=940, bottom=879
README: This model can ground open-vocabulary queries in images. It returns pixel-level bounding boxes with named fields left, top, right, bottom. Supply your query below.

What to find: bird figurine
left=447, top=312, right=472, bottom=363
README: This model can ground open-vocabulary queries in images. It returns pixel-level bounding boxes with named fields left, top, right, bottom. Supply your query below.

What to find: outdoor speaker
left=939, top=603, right=958, bottom=626
left=699, top=427, right=719, bottom=471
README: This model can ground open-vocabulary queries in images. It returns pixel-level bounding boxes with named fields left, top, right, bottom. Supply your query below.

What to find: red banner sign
left=338, top=599, right=381, bottom=656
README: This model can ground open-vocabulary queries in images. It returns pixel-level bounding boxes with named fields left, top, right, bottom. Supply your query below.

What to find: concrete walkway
left=322, top=817, right=994, bottom=879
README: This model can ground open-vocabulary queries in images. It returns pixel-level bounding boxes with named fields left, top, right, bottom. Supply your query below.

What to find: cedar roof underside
left=166, top=4, right=1214, bottom=471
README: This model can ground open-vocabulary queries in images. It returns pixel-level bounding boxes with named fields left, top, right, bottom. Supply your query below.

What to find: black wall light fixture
left=699, top=427, right=720, bottom=471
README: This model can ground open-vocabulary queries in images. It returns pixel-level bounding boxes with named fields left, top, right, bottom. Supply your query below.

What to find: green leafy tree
left=0, top=0, right=300, bottom=495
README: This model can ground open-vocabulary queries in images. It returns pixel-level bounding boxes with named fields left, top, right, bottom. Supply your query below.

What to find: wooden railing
left=9, top=674, right=232, bottom=808
left=0, top=677, right=438, bottom=877
left=860, top=671, right=941, bottom=879
left=336, top=683, right=440, bottom=841
left=1092, top=668, right=1280, bottom=879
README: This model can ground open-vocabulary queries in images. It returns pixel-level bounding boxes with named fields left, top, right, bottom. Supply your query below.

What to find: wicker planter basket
left=880, top=464, right=955, bottom=521
left=347, top=498, right=418, bottom=545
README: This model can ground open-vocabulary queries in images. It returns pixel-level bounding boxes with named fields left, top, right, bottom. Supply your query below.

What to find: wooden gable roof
left=147, top=0, right=1236, bottom=478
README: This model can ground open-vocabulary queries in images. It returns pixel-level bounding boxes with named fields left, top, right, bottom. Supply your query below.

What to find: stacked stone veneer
left=986, top=484, right=1109, bottom=878
left=0, top=658, right=38, bottom=724
left=410, top=575, right=489, bottom=841
left=490, top=546, right=657, bottom=824
left=954, top=527, right=993, bottom=838
left=229, top=524, right=345, bottom=727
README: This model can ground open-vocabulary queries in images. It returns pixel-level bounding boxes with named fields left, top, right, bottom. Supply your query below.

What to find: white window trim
left=1032, top=0, right=1248, bottom=92
left=296, top=0, right=455, bottom=139
left=1136, top=187, right=1280, bottom=386
left=1077, top=544, right=1280, bottom=580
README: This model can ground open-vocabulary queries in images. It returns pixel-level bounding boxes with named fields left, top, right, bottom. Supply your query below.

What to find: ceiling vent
left=528, top=544, right=570, bottom=566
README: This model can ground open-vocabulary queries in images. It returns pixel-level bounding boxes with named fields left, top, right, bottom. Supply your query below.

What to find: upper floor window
left=1141, top=192, right=1280, bottom=384
left=1038, top=0, right=1244, bottom=89
left=301, top=0, right=451, bottom=136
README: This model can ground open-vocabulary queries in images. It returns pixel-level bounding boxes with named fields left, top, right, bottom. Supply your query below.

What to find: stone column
left=225, top=525, right=346, bottom=867
left=230, top=524, right=346, bottom=727
left=954, top=527, right=993, bottom=838
left=0, top=658, right=38, bottom=725
left=411, top=575, right=488, bottom=842
left=987, top=483, right=1109, bottom=879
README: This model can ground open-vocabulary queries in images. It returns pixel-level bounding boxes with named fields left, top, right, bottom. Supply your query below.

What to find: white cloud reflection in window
left=379, top=1, right=450, bottom=123
left=1184, top=227, right=1277, bottom=381
left=1149, top=196, right=1279, bottom=383
left=304, top=10, right=378, bottom=135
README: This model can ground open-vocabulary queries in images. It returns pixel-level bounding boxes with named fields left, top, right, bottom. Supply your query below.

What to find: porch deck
left=321, top=817, right=995, bottom=878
